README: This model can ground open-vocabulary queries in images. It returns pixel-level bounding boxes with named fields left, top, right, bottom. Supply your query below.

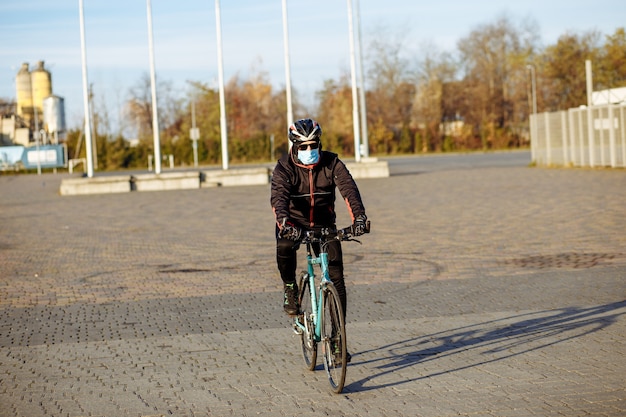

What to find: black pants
left=276, top=236, right=347, bottom=317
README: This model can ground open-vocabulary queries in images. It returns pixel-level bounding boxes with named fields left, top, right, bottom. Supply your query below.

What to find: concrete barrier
left=345, top=158, right=390, bottom=179
left=59, top=160, right=387, bottom=196
left=202, top=167, right=271, bottom=188
left=59, top=175, right=131, bottom=196
left=132, top=172, right=200, bottom=192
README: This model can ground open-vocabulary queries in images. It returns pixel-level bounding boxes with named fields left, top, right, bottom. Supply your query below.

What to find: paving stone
left=1, top=158, right=625, bottom=416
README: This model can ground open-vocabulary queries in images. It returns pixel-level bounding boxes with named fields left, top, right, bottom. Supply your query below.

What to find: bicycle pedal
left=292, top=321, right=303, bottom=335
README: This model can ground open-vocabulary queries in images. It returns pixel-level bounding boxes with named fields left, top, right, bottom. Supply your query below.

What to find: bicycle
left=291, top=222, right=370, bottom=393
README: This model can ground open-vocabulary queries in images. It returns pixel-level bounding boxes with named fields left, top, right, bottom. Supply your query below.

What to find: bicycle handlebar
left=302, top=220, right=371, bottom=243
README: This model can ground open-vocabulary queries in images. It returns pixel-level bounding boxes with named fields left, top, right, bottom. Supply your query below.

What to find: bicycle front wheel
left=298, top=272, right=317, bottom=371
left=321, top=283, right=347, bottom=393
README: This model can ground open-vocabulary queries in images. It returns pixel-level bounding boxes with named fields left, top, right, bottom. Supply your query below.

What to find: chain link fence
left=530, top=104, right=626, bottom=168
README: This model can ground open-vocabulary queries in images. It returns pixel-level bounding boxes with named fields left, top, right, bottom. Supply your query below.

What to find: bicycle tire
left=298, top=272, right=317, bottom=371
left=321, top=283, right=347, bottom=393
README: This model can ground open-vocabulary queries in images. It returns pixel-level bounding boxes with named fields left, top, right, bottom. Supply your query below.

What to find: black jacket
left=271, top=150, right=366, bottom=229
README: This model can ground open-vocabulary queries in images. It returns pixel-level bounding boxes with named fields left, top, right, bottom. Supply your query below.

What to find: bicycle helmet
left=288, top=119, right=322, bottom=144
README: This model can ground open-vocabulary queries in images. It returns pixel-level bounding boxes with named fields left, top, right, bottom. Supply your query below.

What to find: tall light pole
left=282, top=0, right=294, bottom=130
left=347, top=0, right=361, bottom=162
left=527, top=64, right=537, bottom=163
left=33, top=101, right=41, bottom=175
left=585, top=60, right=595, bottom=168
left=354, top=0, right=369, bottom=158
left=78, top=0, right=94, bottom=178
left=190, top=100, right=199, bottom=168
left=146, top=0, right=162, bottom=174
left=215, top=0, right=229, bottom=170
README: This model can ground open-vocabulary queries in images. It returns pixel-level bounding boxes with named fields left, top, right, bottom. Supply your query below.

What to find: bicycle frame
left=293, top=238, right=332, bottom=342
left=291, top=222, right=369, bottom=393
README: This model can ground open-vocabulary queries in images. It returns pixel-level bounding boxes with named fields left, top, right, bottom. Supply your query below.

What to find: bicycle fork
left=292, top=252, right=330, bottom=342
left=292, top=267, right=314, bottom=336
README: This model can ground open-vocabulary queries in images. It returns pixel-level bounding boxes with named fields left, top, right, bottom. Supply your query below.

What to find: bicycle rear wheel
left=321, top=283, right=347, bottom=393
left=298, top=272, right=317, bottom=371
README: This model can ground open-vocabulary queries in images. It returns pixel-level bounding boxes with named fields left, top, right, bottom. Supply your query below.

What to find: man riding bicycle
left=270, top=118, right=368, bottom=341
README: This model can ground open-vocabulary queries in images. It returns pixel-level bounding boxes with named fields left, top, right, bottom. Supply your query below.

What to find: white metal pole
left=146, top=0, right=162, bottom=174
left=530, top=65, right=537, bottom=114
left=191, top=100, right=198, bottom=168
left=215, top=0, right=229, bottom=170
left=527, top=65, right=537, bottom=164
left=567, top=110, right=575, bottom=164
left=621, top=104, right=626, bottom=166
left=561, top=111, right=568, bottom=165
left=608, top=103, right=616, bottom=167
left=88, top=84, right=98, bottom=170
left=599, top=106, right=606, bottom=166
left=354, top=0, right=369, bottom=158
left=347, top=0, right=361, bottom=162
left=544, top=112, right=552, bottom=165
left=282, top=0, right=294, bottom=131
left=586, top=60, right=594, bottom=168
left=34, top=107, right=41, bottom=175
left=78, top=0, right=94, bottom=177
left=577, top=108, right=585, bottom=165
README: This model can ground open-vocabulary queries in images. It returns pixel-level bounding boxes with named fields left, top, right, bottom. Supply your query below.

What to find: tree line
left=64, top=17, right=626, bottom=171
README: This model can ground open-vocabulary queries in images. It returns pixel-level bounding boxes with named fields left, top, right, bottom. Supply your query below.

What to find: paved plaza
left=1, top=155, right=625, bottom=416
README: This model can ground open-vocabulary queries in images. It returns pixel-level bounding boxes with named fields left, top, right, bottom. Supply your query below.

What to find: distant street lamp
left=585, top=59, right=595, bottom=167
left=146, top=0, right=162, bottom=174
left=214, top=0, right=229, bottom=170
left=78, top=0, right=94, bottom=177
left=526, top=65, right=537, bottom=116
left=282, top=0, right=294, bottom=131
left=190, top=100, right=199, bottom=168
left=354, top=0, right=369, bottom=159
left=347, top=0, right=361, bottom=162
left=526, top=64, right=537, bottom=162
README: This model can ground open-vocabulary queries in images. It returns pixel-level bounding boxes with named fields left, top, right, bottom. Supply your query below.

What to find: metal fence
left=530, top=103, right=626, bottom=168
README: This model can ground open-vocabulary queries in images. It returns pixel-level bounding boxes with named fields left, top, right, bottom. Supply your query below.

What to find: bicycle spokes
left=321, top=285, right=347, bottom=393
left=298, top=275, right=317, bottom=371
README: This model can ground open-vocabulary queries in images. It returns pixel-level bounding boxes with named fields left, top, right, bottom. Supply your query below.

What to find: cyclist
left=271, top=118, right=368, bottom=340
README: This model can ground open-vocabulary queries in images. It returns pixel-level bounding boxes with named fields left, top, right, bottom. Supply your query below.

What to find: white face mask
left=297, top=148, right=320, bottom=165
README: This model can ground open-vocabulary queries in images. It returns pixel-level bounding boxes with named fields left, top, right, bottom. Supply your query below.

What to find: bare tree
left=316, top=75, right=355, bottom=154
left=123, top=73, right=180, bottom=141
left=457, top=15, right=538, bottom=148
left=363, top=25, right=420, bottom=153
left=413, top=44, right=458, bottom=151
left=124, top=74, right=154, bottom=143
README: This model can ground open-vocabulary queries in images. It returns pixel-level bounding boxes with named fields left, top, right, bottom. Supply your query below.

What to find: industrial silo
left=43, top=95, right=66, bottom=139
left=30, top=61, right=52, bottom=119
left=16, top=63, right=33, bottom=123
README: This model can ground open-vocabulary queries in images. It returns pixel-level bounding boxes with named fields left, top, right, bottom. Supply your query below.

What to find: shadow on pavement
left=346, top=300, right=626, bottom=392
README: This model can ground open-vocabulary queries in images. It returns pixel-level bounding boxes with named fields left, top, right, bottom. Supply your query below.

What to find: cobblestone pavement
left=1, top=159, right=625, bottom=416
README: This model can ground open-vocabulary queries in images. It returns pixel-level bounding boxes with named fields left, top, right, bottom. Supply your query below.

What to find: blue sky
left=1, top=0, right=625, bottom=131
